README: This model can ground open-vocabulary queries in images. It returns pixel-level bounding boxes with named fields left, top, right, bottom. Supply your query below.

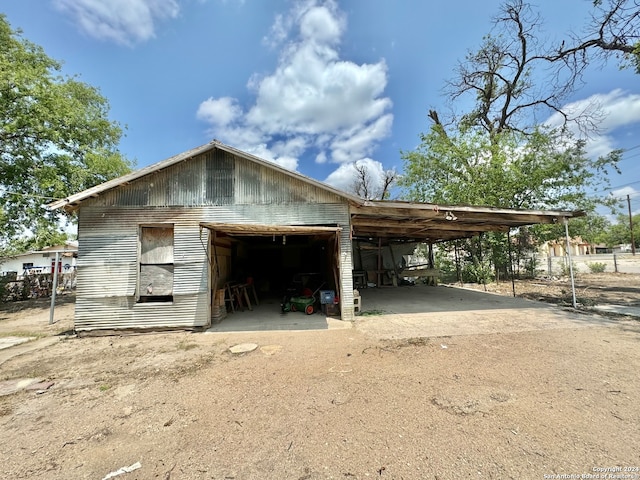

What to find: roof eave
left=47, top=140, right=364, bottom=211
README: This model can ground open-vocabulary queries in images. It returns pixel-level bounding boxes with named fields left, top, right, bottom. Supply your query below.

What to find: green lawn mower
left=282, top=294, right=317, bottom=315
left=281, top=278, right=325, bottom=315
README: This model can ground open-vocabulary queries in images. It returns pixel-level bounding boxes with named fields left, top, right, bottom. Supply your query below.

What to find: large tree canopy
left=401, top=127, right=620, bottom=212
left=432, top=0, right=639, bottom=136
left=0, top=15, right=132, bottom=253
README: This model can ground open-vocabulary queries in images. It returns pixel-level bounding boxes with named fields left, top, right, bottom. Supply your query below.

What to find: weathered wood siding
left=75, top=148, right=354, bottom=331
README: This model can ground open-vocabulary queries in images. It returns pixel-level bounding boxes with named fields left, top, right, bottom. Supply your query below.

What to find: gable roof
left=47, top=140, right=583, bottom=243
left=47, top=140, right=363, bottom=212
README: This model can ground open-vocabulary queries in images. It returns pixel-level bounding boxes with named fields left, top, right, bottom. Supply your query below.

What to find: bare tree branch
left=550, top=0, right=640, bottom=72
left=350, top=161, right=398, bottom=200
left=431, top=0, right=624, bottom=136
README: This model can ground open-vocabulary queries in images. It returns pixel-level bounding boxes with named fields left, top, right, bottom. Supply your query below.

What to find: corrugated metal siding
left=84, top=149, right=342, bottom=208
left=233, top=157, right=339, bottom=205
left=75, top=207, right=210, bottom=331
left=75, top=203, right=353, bottom=330
left=74, top=293, right=209, bottom=330
left=338, top=226, right=355, bottom=322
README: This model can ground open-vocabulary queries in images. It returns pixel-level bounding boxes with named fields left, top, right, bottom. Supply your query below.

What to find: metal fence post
left=49, top=252, right=59, bottom=325
left=613, top=253, right=618, bottom=273
left=548, top=256, right=552, bottom=276
left=563, top=218, right=577, bottom=308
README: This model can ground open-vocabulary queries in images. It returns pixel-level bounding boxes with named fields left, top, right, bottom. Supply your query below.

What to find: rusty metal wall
left=75, top=203, right=353, bottom=330
left=75, top=216, right=210, bottom=331
left=85, top=149, right=342, bottom=208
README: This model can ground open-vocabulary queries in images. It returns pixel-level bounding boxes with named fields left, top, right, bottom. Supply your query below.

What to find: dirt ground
left=461, top=272, right=640, bottom=307
left=0, top=277, right=639, bottom=480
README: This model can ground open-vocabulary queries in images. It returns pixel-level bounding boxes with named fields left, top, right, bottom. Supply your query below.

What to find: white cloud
left=329, top=114, right=393, bottom=163
left=611, top=186, right=640, bottom=200
left=197, top=0, right=392, bottom=172
left=546, top=89, right=640, bottom=158
left=53, top=0, right=180, bottom=46
left=196, top=97, right=243, bottom=127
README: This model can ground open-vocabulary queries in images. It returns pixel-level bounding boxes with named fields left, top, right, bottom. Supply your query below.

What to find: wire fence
left=531, top=253, right=640, bottom=277
left=0, top=271, right=77, bottom=303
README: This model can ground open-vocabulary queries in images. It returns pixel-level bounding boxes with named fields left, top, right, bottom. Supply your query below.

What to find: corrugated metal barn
left=49, top=140, right=582, bottom=333
left=49, top=141, right=360, bottom=331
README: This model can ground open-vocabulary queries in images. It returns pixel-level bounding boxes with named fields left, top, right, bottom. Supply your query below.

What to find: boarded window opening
left=138, top=225, right=174, bottom=303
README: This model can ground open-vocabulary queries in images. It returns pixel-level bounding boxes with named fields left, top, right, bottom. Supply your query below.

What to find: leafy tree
left=601, top=213, right=640, bottom=248
left=431, top=0, right=639, bottom=138
left=0, top=15, right=132, bottom=254
left=401, top=127, right=620, bottom=212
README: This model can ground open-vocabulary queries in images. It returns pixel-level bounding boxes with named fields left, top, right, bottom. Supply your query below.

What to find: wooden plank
left=139, top=264, right=174, bottom=295
left=201, top=223, right=341, bottom=236
left=400, top=267, right=440, bottom=277
left=140, top=226, right=174, bottom=263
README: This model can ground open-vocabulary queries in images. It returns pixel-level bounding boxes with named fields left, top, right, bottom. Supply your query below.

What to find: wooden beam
left=351, top=221, right=510, bottom=234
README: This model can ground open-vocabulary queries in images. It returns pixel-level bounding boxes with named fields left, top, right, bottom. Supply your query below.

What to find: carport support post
left=563, top=218, right=577, bottom=309
left=507, top=230, right=516, bottom=297
left=49, top=251, right=60, bottom=325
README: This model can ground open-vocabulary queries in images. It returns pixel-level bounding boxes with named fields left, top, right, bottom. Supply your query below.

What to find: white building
left=0, top=241, right=78, bottom=278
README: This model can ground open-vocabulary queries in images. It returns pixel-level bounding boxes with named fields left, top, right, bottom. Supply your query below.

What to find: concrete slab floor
left=205, top=296, right=350, bottom=333
left=0, top=336, right=34, bottom=351
left=592, top=304, right=640, bottom=318
left=354, top=284, right=622, bottom=340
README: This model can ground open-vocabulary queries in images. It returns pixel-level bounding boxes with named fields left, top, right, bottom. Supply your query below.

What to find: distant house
left=538, top=236, right=593, bottom=257
left=48, top=140, right=581, bottom=333
left=0, top=241, right=78, bottom=278
left=538, top=237, right=634, bottom=257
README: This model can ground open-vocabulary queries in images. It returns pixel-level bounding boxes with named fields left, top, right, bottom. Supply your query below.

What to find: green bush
left=462, top=259, right=494, bottom=284
left=523, top=256, right=539, bottom=278
left=559, top=261, right=579, bottom=277
left=587, top=262, right=606, bottom=273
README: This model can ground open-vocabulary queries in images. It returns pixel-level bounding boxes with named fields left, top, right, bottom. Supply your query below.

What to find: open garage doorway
left=201, top=223, right=342, bottom=328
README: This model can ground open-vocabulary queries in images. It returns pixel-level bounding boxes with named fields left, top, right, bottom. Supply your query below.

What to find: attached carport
left=350, top=200, right=583, bottom=242
left=349, top=200, right=583, bottom=305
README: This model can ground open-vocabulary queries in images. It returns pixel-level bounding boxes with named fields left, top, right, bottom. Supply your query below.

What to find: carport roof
left=350, top=200, right=583, bottom=243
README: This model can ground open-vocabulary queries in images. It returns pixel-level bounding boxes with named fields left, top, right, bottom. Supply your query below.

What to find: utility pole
left=628, top=194, right=636, bottom=255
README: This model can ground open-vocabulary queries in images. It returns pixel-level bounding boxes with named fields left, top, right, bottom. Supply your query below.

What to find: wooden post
left=376, top=237, right=382, bottom=287
left=507, top=230, right=516, bottom=297
left=454, top=242, right=461, bottom=284
left=427, top=242, right=436, bottom=286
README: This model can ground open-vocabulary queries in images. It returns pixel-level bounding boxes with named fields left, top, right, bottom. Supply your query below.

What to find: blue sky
left=3, top=0, right=640, bottom=214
